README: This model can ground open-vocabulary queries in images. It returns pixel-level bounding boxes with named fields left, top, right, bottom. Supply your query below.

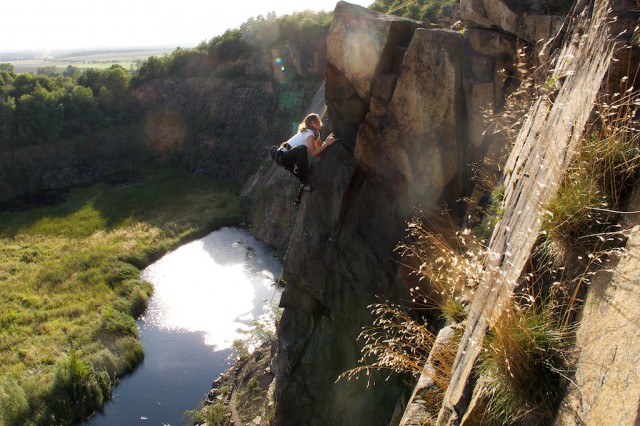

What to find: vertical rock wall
left=258, top=0, right=640, bottom=424
left=272, top=1, right=534, bottom=424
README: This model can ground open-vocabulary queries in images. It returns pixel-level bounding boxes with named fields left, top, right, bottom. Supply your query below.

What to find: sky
left=2, top=0, right=372, bottom=52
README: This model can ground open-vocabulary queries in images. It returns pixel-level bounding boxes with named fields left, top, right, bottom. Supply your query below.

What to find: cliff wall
left=0, top=128, right=137, bottom=206
left=266, top=1, right=640, bottom=425
left=270, top=1, right=534, bottom=424
left=132, top=78, right=317, bottom=183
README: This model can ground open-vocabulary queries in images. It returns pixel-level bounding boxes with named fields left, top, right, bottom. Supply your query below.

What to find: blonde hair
left=298, top=113, right=322, bottom=137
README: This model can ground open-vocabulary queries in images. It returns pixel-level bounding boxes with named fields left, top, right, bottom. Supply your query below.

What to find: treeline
left=369, top=0, right=458, bottom=20
left=0, top=63, right=135, bottom=151
left=132, top=10, right=332, bottom=84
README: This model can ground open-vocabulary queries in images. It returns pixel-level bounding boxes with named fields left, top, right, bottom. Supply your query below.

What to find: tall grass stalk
left=397, top=215, right=484, bottom=319
left=337, top=303, right=448, bottom=387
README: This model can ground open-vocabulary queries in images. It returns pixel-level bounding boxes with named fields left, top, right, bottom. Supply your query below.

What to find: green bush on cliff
left=185, top=402, right=228, bottom=426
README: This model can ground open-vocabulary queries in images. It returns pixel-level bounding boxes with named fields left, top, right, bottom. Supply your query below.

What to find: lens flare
left=275, top=57, right=286, bottom=73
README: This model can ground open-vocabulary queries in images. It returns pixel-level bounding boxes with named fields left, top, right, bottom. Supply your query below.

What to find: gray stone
left=460, top=0, right=564, bottom=47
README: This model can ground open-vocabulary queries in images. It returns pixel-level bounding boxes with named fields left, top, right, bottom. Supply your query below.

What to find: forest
left=0, top=1, right=467, bottom=158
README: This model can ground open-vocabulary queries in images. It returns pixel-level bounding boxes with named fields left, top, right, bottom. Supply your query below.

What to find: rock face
left=0, top=131, right=136, bottom=205
left=270, top=0, right=640, bottom=424
left=554, top=189, right=640, bottom=425
left=460, top=0, right=564, bottom=47
left=436, top=1, right=640, bottom=424
left=272, top=1, right=528, bottom=424
left=132, top=78, right=317, bottom=184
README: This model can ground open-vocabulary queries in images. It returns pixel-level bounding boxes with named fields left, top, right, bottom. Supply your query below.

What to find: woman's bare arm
left=307, top=133, right=337, bottom=158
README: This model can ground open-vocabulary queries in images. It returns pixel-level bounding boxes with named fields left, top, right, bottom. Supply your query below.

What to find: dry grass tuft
left=397, top=215, right=485, bottom=319
left=338, top=303, right=436, bottom=383
left=477, top=298, right=574, bottom=425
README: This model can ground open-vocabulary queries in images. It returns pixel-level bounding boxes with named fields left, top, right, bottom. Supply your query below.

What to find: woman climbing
left=277, top=112, right=337, bottom=198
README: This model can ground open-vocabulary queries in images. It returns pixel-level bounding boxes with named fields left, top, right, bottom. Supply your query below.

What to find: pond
left=83, top=227, right=283, bottom=425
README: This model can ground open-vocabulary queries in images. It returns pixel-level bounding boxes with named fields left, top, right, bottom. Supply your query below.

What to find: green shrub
left=232, top=339, right=250, bottom=360
left=102, top=262, right=140, bottom=289
left=112, top=280, right=152, bottom=316
left=99, top=306, right=138, bottom=337
left=202, top=403, right=228, bottom=426
left=36, top=266, right=67, bottom=287
left=542, top=173, right=611, bottom=258
left=48, top=354, right=112, bottom=422
left=119, top=337, right=145, bottom=372
left=475, top=183, right=505, bottom=242
left=441, top=299, right=466, bottom=324
left=184, top=402, right=228, bottom=426
left=0, top=374, right=30, bottom=426
left=86, top=348, right=119, bottom=379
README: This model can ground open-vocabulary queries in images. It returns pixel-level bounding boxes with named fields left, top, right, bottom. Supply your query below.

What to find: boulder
left=356, top=29, right=466, bottom=214
left=327, top=1, right=420, bottom=103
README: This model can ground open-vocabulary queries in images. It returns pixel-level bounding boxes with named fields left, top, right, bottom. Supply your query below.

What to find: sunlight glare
left=140, top=229, right=281, bottom=351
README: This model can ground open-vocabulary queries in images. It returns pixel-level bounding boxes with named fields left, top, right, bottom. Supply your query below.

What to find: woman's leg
left=280, top=146, right=309, bottom=183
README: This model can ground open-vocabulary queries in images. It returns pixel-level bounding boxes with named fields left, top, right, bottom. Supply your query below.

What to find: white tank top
left=286, top=129, right=316, bottom=148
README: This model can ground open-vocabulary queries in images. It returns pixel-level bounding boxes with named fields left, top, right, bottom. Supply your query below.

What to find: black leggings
left=278, top=145, right=309, bottom=182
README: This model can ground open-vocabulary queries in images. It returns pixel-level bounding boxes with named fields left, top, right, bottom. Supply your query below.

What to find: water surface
left=85, top=227, right=282, bottom=425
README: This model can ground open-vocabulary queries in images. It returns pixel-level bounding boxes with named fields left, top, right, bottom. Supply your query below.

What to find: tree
left=37, top=66, right=61, bottom=77
left=0, top=96, right=16, bottom=151
left=62, top=85, right=96, bottom=135
left=63, top=65, right=81, bottom=78
left=76, top=68, right=104, bottom=96
left=101, top=65, right=129, bottom=98
left=131, top=55, right=167, bottom=86
left=0, top=63, right=15, bottom=73
left=14, top=84, right=64, bottom=145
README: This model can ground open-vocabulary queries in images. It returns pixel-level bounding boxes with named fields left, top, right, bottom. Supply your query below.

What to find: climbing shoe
left=299, top=182, right=312, bottom=192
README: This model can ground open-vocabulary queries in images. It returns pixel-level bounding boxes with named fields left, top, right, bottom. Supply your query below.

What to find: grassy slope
left=0, top=165, right=246, bottom=425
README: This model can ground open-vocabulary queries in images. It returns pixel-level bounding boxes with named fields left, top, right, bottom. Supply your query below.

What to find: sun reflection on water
left=140, top=228, right=282, bottom=350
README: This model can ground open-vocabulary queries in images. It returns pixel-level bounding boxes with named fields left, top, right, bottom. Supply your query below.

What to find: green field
left=6, top=49, right=173, bottom=73
left=0, top=165, right=245, bottom=425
